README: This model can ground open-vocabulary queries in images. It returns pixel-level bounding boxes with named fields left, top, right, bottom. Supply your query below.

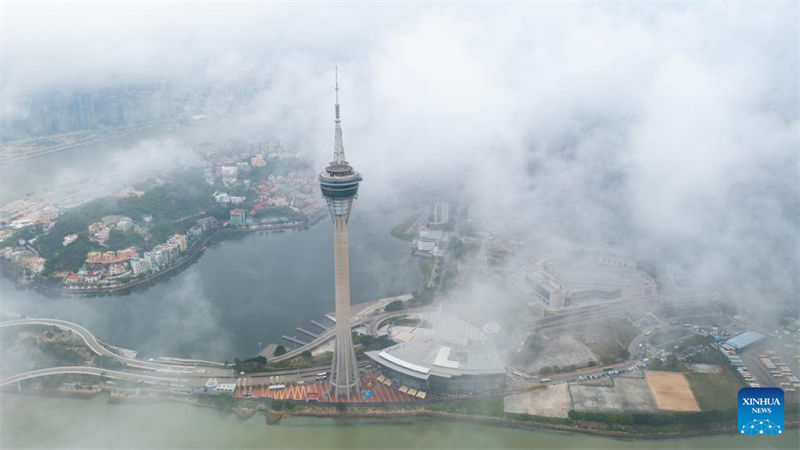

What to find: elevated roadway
left=0, top=318, right=196, bottom=373
left=523, top=292, right=725, bottom=332
left=0, top=366, right=188, bottom=388
left=269, top=295, right=412, bottom=363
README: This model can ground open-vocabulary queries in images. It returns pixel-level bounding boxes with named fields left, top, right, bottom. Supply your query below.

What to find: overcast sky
left=2, top=2, right=798, bottom=298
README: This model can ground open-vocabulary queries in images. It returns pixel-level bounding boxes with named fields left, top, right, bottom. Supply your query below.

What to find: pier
left=310, top=320, right=329, bottom=331
left=281, top=335, right=308, bottom=346
left=296, top=327, right=319, bottom=338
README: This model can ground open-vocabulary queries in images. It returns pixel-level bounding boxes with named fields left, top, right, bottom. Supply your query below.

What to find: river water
left=0, top=125, right=176, bottom=203
left=1, top=394, right=797, bottom=449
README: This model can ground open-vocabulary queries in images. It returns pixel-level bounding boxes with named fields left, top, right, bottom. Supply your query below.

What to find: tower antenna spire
left=333, top=66, right=345, bottom=164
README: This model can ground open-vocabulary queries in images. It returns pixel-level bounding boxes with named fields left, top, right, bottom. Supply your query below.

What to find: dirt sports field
left=644, top=370, right=701, bottom=412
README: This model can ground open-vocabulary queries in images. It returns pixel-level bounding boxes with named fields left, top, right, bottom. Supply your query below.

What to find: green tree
left=273, top=345, right=287, bottom=357
left=107, top=229, right=146, bottom=251
left=409, top=289, right=434, bottom=307
left=385, top=300, right=405, bottom=312
left=95, top=355, right=125, bottom=370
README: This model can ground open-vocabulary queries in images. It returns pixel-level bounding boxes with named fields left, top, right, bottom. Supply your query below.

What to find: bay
left=0, top=211, right=421, bottom=361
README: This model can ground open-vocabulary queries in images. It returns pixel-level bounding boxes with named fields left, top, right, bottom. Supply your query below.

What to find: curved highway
left=0, top=318, right=195, bottom=373
left=367, top=308, right=435, bottom=336
left=0, top=366, right=187, bottom=388
left=269, top=295, right=414, bottom=363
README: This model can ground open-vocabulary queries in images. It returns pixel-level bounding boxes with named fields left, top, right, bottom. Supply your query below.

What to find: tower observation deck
left=319, top=68, right=362, bottom=400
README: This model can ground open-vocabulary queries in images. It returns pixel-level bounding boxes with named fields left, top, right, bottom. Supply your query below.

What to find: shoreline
left=0, top=123, right=166, bottom=165
left=6, top=389, right=796, bottom=441
left=267, top=407, right=736, bottom=440
left=269, top=406, right=800, bottom=440
left=6, top=216, right=323, bottom=298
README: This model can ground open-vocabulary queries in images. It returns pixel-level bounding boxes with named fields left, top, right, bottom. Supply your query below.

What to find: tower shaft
left=329, top=213, right=359, bottom=399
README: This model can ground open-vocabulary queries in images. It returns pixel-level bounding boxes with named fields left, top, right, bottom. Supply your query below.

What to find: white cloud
left=2, top=1, right=797, bottom=295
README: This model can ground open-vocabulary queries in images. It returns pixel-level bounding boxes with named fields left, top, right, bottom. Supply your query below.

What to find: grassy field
left=583, top=318, right=640, bottom=364
left=686, top=368, right=744, bottom=411
left=390, top=210, right=426, bottom=241
left=684, top=347, right=729, bottom=365
left=377, top=315, right=421, bottom=329
left=418, top=257, right=437, bottom=285
left=650, top=328, right=692, bottom=347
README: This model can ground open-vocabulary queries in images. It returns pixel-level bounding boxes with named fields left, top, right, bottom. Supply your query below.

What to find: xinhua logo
left=738, top=387, right=784, bottom=435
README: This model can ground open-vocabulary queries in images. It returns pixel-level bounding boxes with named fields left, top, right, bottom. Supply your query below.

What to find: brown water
left=1, top=394, right=797, bottom=449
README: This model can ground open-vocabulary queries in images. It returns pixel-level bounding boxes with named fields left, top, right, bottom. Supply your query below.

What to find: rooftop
left=366, top=312, right=505, bottom=380
left=726, top=331, right=765, bottom=350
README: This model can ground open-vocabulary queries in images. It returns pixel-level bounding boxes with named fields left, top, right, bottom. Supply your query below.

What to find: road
left=366, top=307, right=436, bottom=336
left=232, top=361, right=372, bottom=386
left=506, top=292, right=729, bottom=387
left=404, top=210, right=429, bottom=236
left=269, top=295, right=413, bottom=363
left=0, top=366, right=188, bottom=388
left=524, top=292, right=725, bottom=333
left=0, top=292, right=737, bottom=394
left=0, top=318, right=198, bottom=373
left=0, top=358, right=360, bottom=391
left=0, top=295, right=414, bottom=386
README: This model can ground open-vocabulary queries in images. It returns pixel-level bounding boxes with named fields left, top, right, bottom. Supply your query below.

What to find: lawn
left=583, top=318, right=641, bottom=365
left=378, top=316, right=421, bottom=329
left=390, top=210, right=425, bottom=241
left=686, top=368, right=744, bottom=411
left=684, top=347, right=728, bottom=365
left=418, top=257, right=436, bottom=282
left=650, top=328, right=691, bottom=347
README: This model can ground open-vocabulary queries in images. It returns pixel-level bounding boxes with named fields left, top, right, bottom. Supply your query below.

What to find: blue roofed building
left=725, top=331, right=765, bottom=351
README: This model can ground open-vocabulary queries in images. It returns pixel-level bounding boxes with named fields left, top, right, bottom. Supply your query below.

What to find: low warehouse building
left=725, top=331, right=765, bottom=352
